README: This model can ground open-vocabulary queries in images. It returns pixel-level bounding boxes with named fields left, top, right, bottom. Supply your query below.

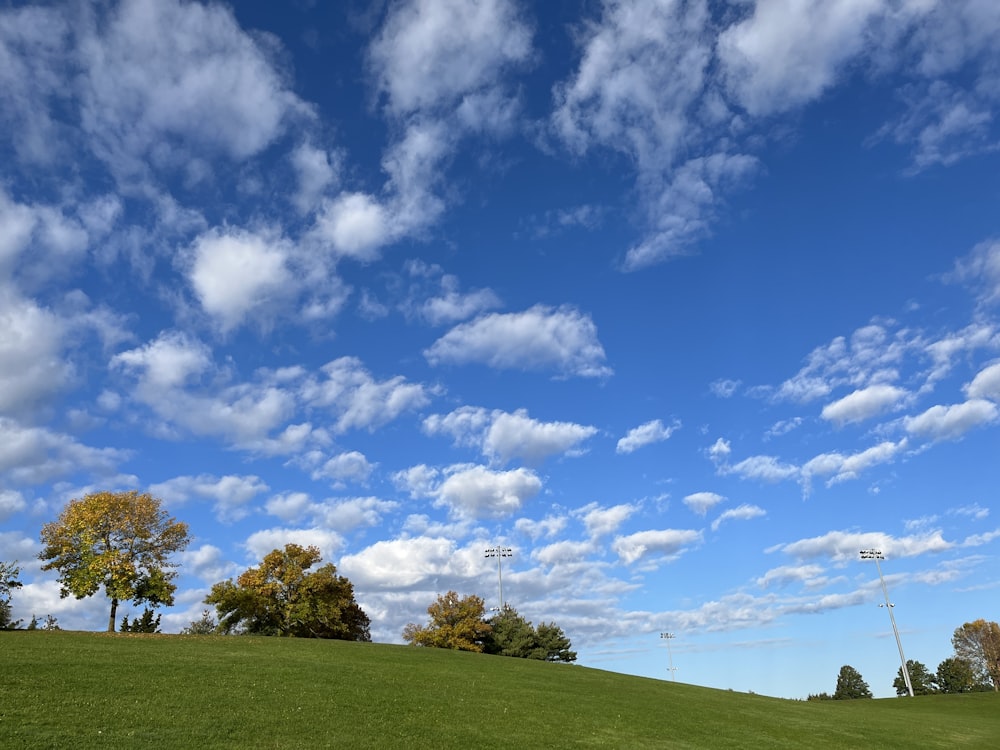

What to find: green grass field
left=2, top=631, right=997, bottom=748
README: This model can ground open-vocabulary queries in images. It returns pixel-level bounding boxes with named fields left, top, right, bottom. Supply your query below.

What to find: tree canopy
left=893, top=660, right=936, bottom=696
left=403, top=591, right=492, bottom=652
left=206, top=544, right=370, bottom=640
left=483, top=607, right=577, bottom=662
left=1, top=561, right=23, bottom=629
left=38, top=491, right=189, bottom=632
left=935, top=656, right=991, bottom=694
left=952, top=619, right=1000, bottom=691
left=833, top=665, right=872, bottom=699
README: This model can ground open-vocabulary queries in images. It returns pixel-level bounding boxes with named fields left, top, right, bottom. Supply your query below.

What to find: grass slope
left=2, top=631, right=997, bottom=748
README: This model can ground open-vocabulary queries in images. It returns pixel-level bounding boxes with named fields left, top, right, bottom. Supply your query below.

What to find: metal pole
left=484, top=546, right=512, bottom=609
left=861, top=549, right=913, bottom=697
left=660, top=632, right=677, bottom=680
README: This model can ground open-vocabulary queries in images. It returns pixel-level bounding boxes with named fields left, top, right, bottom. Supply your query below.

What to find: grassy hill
left=2, top=631, right=997, bottom=748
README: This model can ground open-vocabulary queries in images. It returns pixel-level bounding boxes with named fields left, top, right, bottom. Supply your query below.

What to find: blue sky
left=2, top=0, right=999, bottom=699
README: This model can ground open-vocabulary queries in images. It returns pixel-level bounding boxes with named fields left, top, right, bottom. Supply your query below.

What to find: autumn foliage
left=206, top=544, right=370, bottom=640
left=38, top=490, right=190, bottom=632
left=403, top=591, right=492, bottom=652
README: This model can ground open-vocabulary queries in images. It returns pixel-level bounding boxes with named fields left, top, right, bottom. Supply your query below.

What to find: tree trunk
left=108, top=597, right=119, bottom=632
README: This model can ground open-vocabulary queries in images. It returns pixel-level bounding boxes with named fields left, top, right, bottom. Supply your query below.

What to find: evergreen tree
left=833, top=665, right=872, bottom=699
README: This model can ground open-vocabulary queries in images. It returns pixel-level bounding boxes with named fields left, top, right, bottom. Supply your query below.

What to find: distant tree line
left=808, top=617, right=999, bottom=700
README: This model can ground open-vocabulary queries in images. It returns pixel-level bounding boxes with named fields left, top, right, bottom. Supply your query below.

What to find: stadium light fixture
left=860, top=549, right=913, bottom=697
left=660, top=632, right=677, bottom=681
left=484, top=546, right=513, bottom=609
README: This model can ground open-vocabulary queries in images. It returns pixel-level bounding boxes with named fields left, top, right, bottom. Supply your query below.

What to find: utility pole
left=660, top=632, right=677, bottom=681
left=484, top=546, right=513, bottom=609
left=860, top=549, right=913, bottom=697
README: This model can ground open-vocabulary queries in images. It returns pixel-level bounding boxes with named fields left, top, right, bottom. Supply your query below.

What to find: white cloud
left=948, top=239, right=1000, bottom=306
left=148, top=473, right=269, bottom=523
left=683, top=492, right=725, bottom=516
left=755, top=564, right=827, bottom=589
left=773, top=529, right=953, bottom=563
left=577, top=503, right=637, bottom=538
left=717, top=0, right=883, bottom=117
left=612, top=528, right=703, bottom=565
left=0, top=489, right=26, bottom=522
left=432, top=464, right=542, bottom=519
left=78, top=0, right=308, bottom=176
left=310, top=451, right=375, bottom=486
left=0, top=285, right=72, bottom=416
left=616, top=418, right=680, bottom=454
left=802, top=439, right=909, bottom=490
left=290, top=142, right=339, bottom=214
left=514, top=515, right=568, bottom=540
left=310, top=193, right=392, bottom=263
left=369, top=0, right=531, bottom=117
left=721, top=454, right=799, bottom=483
left=0, top=417, right=126, bottom=485
left=339, top=536, right=471, bottom=589
left=710, top=378, right=741, bottom=398
left=180, top=544, right=237, bottom=584
left=188, top=227, right=294, bottom=331
left=965, top=361, right=1000, bottom=401
left=419, top=274, right=502, bottom=326
left=821, top=384, right=908, bottom=425
left=301, top=356, right=430, bottom=433
left=711, top=504, right=766, bottom=532
left=424, top=406, right=597, bottom=465
left=243, top=527, right=344, bottom=565
left=425, top=305, right=612, bottom=378
left=904, top=400, right=999, bottom=441
left=532, top=540, right=595, bottom=567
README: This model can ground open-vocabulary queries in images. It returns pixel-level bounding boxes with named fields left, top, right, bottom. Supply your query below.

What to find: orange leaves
left=402, top=591, right=492, bottom=652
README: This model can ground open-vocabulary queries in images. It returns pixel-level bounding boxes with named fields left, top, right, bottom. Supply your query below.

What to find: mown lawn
left=2, top=631, right=997, bottom=748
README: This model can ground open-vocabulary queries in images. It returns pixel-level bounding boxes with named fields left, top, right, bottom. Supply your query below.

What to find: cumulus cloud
left=187, top=227, right=295, bottom=332
left=577, top=503, right=637, bottom=538
left=424, top=406, right=597, bottom=464
left=301, top=356, right=431, bottom=434
left=612, top=528, right=702, bottom=565
left=243, top=527, right=344, bottom=564
left=339, top=536, right=471, bottom=589
left=683, top=492, right=725, bottom=516
left=425, top=305, right=612, bottom=378
left=0, top=285, right=72, bottom=416
left=755, top=564, right=828, bottom=589
left=948, top=239, right=1000, bottom=306
left=904, top=400, right=999, bottom=441
left=369, top=0, right=532, bottom=117
left=965, top=361, right=1000, bottom=401
left=77, top=0, right=308, bottom=177
left=772, top=529, right=952, bottom=563
left=309, top=451, right=375, bottom=486
left=433, top=464, right=542, bottom=519
left=148, top=473, right=269, bottom=522
left=0, top=417, right=126, bottom=485
left=616, top=418, right=681, bottom=454
left=821, top=384, right=908, bottom=425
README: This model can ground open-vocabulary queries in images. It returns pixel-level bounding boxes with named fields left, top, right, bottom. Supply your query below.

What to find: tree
left=120, top=607, right=162, bottom=633
left=483, top=607, right=578, bottom=662
left=893, top=660, right=936, bottom=696
left=1, top=561, right=23, bottom=629
left=402, top=591, right=492, bottom=652
left=952, top=619, right=1000, bottom=691
left=38, top=491, right=190, bottom=632
left=935, top=656, right=991, bottom=694
left=181, top=610, right=219, bottom=635
left=206, top=544, right=370, bottom=640
left=833, top=665, right=872, bottom=699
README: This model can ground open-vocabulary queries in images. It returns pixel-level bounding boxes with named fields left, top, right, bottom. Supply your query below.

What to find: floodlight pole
left=660, top=632, right=677, bottom=681
left=484, top=546, right=513, bottom=609
left=860, top=549, right=913, bottom=697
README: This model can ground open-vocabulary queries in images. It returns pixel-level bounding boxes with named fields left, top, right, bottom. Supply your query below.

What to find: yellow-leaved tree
left=952, top=619, right=1000, bottom=691
left=402, top=591, right=492, bottom=652
left=39, top=490, right=190, bottom=632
